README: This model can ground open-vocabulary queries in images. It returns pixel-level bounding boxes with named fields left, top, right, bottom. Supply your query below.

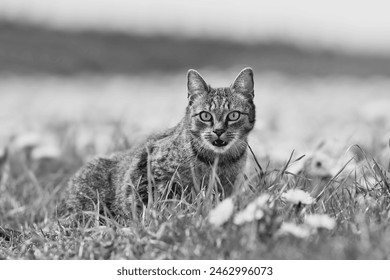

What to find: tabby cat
left=66, top=68, right=256, bottom=218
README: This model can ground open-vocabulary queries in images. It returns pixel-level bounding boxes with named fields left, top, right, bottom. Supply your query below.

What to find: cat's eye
left=199, top=111, right=212, bottom=122
left=227, top=111, right=241, bottom=121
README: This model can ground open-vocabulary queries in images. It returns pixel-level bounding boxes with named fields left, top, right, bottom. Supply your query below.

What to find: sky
left=1, top=0, right=390, bottom=54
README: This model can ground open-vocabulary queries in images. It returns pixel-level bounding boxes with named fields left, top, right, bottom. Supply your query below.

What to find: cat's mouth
left=212, top=139, right=228, bottom=147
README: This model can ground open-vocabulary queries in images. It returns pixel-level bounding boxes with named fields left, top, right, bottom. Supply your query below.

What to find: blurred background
left=1, top=0, right=390, bottom=166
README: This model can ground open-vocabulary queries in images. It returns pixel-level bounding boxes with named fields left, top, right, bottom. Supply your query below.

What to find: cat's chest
left=149, top=140, right=191, bottom=180
left=194, top=160, right=241, bottom=183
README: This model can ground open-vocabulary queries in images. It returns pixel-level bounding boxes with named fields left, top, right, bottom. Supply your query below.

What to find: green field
left=1, top=22, right=390, bottom=259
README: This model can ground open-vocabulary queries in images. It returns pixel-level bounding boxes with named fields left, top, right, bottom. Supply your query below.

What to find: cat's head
left=186, top=68, right=256, bottom=154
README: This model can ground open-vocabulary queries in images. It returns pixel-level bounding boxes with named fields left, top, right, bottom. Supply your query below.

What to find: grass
left=1, top=122, right=390, bottom=260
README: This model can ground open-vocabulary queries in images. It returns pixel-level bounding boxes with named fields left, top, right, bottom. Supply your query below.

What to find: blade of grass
left=247, top=143, right=264, bottom=178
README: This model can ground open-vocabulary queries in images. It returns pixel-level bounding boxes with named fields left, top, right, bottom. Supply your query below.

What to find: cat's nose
left=213, top=128, right=226, bottom=137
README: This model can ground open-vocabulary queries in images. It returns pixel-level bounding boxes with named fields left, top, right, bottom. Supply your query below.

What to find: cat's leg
left=66, top=157, right=116, bottom=217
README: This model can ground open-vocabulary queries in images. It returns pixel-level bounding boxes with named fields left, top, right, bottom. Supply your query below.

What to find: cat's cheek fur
left=190, top=118, right=208, bottom=135
left=229, top=119, right=253, bottom=135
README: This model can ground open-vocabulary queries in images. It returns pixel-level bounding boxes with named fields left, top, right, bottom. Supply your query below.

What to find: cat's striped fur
left=66, top=68, right=256, bottom=218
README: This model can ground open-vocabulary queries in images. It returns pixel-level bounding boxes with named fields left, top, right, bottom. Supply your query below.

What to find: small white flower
left=305, top=151, right=334, bottom=178
left=208, top=198, right=234, bottom=227
left=282, top=189, right=314, bottom=205
left=278, top=222, right=311, bottom=238
left=233, top=194, right=270, bottom=225
left=305, top=214, right=336, bottom=230
left=253, top=193, right=271, bottom=208
left=13, top=132, right=41, bottom=149
left=31, top=144, right=61, bottom=160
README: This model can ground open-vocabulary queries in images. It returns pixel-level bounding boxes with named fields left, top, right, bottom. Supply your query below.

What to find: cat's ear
left=231, top=67, right=254, bottom=98
left=187, top=69, right=209, bottom=102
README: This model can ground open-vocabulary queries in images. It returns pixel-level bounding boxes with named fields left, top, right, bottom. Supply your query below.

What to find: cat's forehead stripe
left=211, top=100, right=217, bottom=110
left=222, top=99, right=230, bottom=110
left=211, top=96, right=224, bottom=112
left=215, top=89, right=233, bottom=110
left=195, top=86, right=249, bottom=112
